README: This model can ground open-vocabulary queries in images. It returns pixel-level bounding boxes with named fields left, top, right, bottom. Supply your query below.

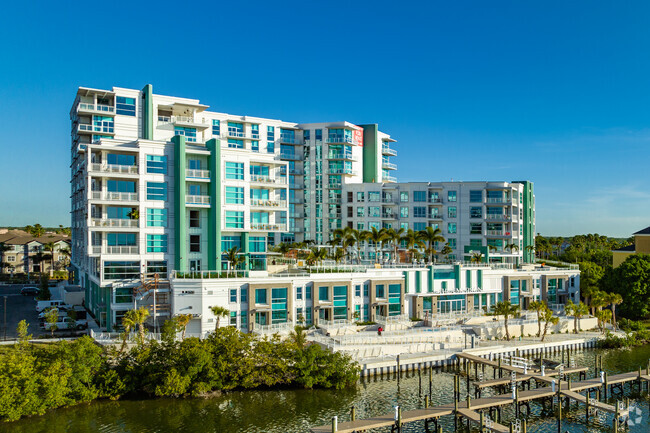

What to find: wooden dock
left=312, top=351, right=650, bottom=433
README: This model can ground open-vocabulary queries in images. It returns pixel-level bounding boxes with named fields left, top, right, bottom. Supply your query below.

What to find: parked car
left=40, top=317, right=88, bottom=331
left=21, top=286, right=40, bottom=296
left=36, top=299, right=70, bottom=312
left=38, top=305, right=86, bottom=320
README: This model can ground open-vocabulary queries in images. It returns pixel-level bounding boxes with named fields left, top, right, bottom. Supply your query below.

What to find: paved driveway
left=0, top=284, right=45, bottom=339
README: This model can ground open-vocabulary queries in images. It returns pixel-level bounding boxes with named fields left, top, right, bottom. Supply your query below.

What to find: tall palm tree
left=288, top=325, right=307, bottom=350
left=123, top=307, right=150, bottom=345
left=42, top=242, right=56, bottom=276
left=176, top=313, right=193, bottom=340
left=471, top=252, right=483, bottom=264
left=419, top=227, right=445, bottom=264
left=491, top=301, right=519, bottom=340
left=346, top=228, right=364, bottom=264
left=210, top=305, right=229, bottom=330
left=385, top=227, right=405, bottom=263
left=529, top=300, right=546, bottom=337
left=331, top=247, right=345, bottom=264
left=224, top=247, right=244, bottom=275
left=440, top=243, right=453, bottom=262
left=402, top=229, right=423, bottom=263
left=564, top=300, right=588, bottom=334
left=540, top=307, right=559, bottom=342
left=604, top=292, right=623, bottom=331
left=364, top=227, right=388, bottom=263
left=505, top=243, right=519, bottom=254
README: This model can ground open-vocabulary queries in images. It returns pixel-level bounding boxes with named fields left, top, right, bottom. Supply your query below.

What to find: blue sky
left=0, top=0, right=648, bottom=237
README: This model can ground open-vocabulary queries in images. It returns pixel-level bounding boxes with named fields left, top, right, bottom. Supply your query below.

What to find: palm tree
left=274, top=242, right=291, bottom=257
left=595, top=309, right=612, bottom=334
left=529, top=300, right=546, bottom=337
left=440, top=243, right=453, bottom=262
left=331, top=247, right=345, bottom=264
left=540, top=307, right=559, bottom=342
left=506, top=243, right=519, bottom=254
left=176, top=313, right=193, bottom=340
left=26, top=224, right=45, bottom=237
left=42, top=242, right=56, bottom=276
left=402, top=229, right=423, bottom=263
left=470, top=252, right=483, bottom=264
left=604, top=292, right=623, bottom=331
left=385, top=227, right=405, bottom=263
left=565, top=300, right=589, bottom=334
left=210, top=305, right=229, bottom=330
left=346, top=228, right=364, bottom=264
left=288, top=325, right=307, bottom=350
left=364, top=227, right=388, bottom=263
left=419, top=227, right=445, bottom=264
left=224, top=246, right=244, bottom=275
left=307, top=247, right=328, bottom=267
left=123, top=307, right=150, bottom=345
left=589, top=290, right=608, bottom=316
left=491, top=301, right=519, bottom=340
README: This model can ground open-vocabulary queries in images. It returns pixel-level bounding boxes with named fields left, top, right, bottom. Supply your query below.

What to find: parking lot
left=0, top=283, right=48, bottom=339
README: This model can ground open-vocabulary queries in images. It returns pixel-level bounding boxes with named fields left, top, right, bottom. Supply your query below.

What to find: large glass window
left=175, top=127, right=197, bottom=142
left=107, top=206, right=132, bottom=219
left=400, top=206, right=409, bottom=218
left=116, top=96, right=136, bottom=116
left=225, top=211, right=244, bottom=228
left=104, top=261, right=140, bottom=280
left=333, top=286, right=347, bottom=320
left=388, top=284, right=401, bottom=316
left=212, top=119, right=220, bottom=136
left=249, top=236, right=266, bottom=253
left=400, top=191, right=409, bottom=202
left=221, top=236, right=241, bottom=251
left=368, top=191, right=381, bottom=202
left=448, top=223, right=457, bottom=234
left=107, top=154, right=135, bottom=166
left=255, top=289, right=267, bottom=304
left=448, top=191, right=457, bottom=202
left=146, top=234, right=168, bottom=252
left=146, top=208, right=167, bottom=227
left=190, top=235, right=201, bottom=252
left=146, top=155, right=167, bottom=174
left=413, top=191, right=427, bottom=202
left=146, top=182, right=167, bottom=200
left=376, top=284, right=385, bottom=298
left=146, top=261, right=167, bottom=278
left=413, top=206, right=426, bottom=218
left=448, top=206, right=457, bottom=218
left=228, top=139, right=244, bottom=149
left=225, top=187, right=244, bottom=204
left=469, top=190, right=483, bottom=202
left=107, top=233, right=136, bottom=246
left=225, top=162, right=244, bottom=179
left=318, top=286, right=329, bottom=301
left=470, top=223, right=482, bottom=235
left=470, top=207, right=483, bottom=218
left=413, top=222, right=426, bottom=231
left=107, top=180, right=136, bottom=193
left=271, top=288, right=288, bottom=324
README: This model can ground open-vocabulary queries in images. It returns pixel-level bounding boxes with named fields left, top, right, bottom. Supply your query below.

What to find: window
left=225, top=211, right=244, bottom=228
left=469, top=239, right=482, bottom=247
left=448, top=223, right=457, bottom=234
left=400, top=222, right=408, bottom=230
left=228, top=139, right=244, bottom=149
left=107, top=233, right=136, bottom=246
left=104, top=261, right=140, bottom=280
left=355, top=285, right=361, bottom=297
left=363, top=284, right=369, bottom=297
left=241, top=288, right=248, bottom=302
left=319, top=286, right=329, bottom=301
left=400, top=191, right=409, bottom=202
left=448, top=191, right=457, bottom=202
left=305, top=285, right=312, bottom=300
left=255, top=289, right=267, bottom=304
left=413, top=207, right=426, bottom=218
left=470, top=190, right=483, bottom=202
left=189, top=259, right=201, bottom=271
left=221, top=236, right=241, bottom=251
left=367, top=206, right=379, bottom=217
left=251, top=140, right=259, bottom=152
left=175, top=127, right=197, bottom=142
left=470, top=223, right=482, bottom=235
left=230, top=311, right=237, bottom=326
left=107, top=154, right=135, bottom=166
left=315, top=129, right=322, bottom=141
left=357, top=192, right=365, bottom=202
left=146, top=155, right=167, bottom=174
left=146, top=234, right=168, bottom=253
left=116, top=96, right=136, bottom=116
left=147, top=182, right=167, bottom=200
left=267, top=141, right=275, bottom=153
left=225, top=162, right=244, bottom=179
left=357, top=207, right=365, bottom=217
left=448, top=206, right=457, bottom=218
left=189, top=210, right=200, bottom=228
left=146, top=208, right=167, bottom=227
left=448, top=238, right=457, bottom=248
left=413, top=191, right=426, bottom=202
left=400, top=206, right=409, bottom=218
left=357, top=222, right=365, bottom=230
left=6, top=256, right=15, bottom=262
left=470, top=207, right=483, bottom=218
left=413, top=222, right=426, bottom=231
left=107, top=180, right=136, bottom=193
left=376, top=284, right=385, bottom=298
left=296, top=287, right=303, bottom=300
left=188, top=159, right=201, bottom=170
left=230, top=289, right=237, bottom=303
left=368, top=192, right=380, bottom=202
left=146, top=261, right=167, bottom=278
left=190, top=235, right=201, bottom=252
left=212, top=119, right=220, bottom=136
left=225, top=187, right=244, bottom=204
left=249, top=236, right=265, bottom=253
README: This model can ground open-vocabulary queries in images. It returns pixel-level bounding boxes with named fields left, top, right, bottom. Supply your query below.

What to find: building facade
left=0, top=230, right=70, bottom=275
left=612, top=226, right=650, bottom=267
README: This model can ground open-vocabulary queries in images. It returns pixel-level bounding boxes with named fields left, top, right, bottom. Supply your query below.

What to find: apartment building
left=340, top=181, right=535, bottom=264
left=0, top=230, right=70, bottom=275
left=172, top=263, right=578, bottom=336
left=70, top=85, right=395, bottom=329
left=612, top=225, right=650, bottom=267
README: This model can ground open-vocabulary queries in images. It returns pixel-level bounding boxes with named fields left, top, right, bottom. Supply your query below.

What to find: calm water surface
left=4, top=345, right=650, bottom=433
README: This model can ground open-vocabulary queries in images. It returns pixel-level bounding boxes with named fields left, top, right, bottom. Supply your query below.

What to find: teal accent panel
left=415, top=270, right=421, bottom=293
left=241, top=232, right=250, bottom=269
left=360, top=124, right=379, bottom=183
left=142, top=84, right=153, bottom=140
left=207, top=139, right=221, bottom=270
left=428, top=265, right=434, bottom=293
left=454, top=264, right=461, bottom=290
left=403, top=271, right=409, bottom=293
left=173, top=135, right=187, bottom=272
left=477, top=269, right=482, bottom=289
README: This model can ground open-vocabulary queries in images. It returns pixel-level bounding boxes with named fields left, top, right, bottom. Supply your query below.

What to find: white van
left=36, top=299, right=69, bottom=312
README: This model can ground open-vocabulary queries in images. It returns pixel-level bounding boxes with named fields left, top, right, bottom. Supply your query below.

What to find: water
left=4, top=345, right=650, bottom=433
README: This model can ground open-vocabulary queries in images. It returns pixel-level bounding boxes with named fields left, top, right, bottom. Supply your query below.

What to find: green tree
left=364, top=227, right=388, bottom=263
left=122, top=307, right=149, bottom=345
left=44, top=308, right=59, bottom=337
left=288, top=325, right=307, bottom=350
left=402, top=229, right=423, bottom=263
left=16, top=320, right=32, bottom=348
left=529, top=300, right=546, bottom=337
left=471, top=252, right=483, bottom=264
left=565, top=300, right=589, bottom=334
left=604, top=292, right=623, bottom=330
left=210, top=306, right=229, bottom=330
left=385, top=227, right=405, bottom=263
left=419, top=226, right=445, bottom=264
left=330, top=247, right=345, bottom=264
left=42, top=242, right=56, bottom=276
left=491, top=301, right=519, bottom=340
left=176, top=314, right=193, bottom=340
left=595, top=309, right=612, bottom=333
left=306, top=247, right=328, bottom=267
left=600, top=254, right=649, bottom=320
left=36, top=273, right=51, bottom=300
left=540, top=307, right=559, bottom=341
left=224, top=247, right=245, bottom=275
left=440, top=243, right=453, bottom=262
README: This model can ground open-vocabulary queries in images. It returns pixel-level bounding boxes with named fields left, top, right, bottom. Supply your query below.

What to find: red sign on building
left=352, top=127, right=364, bottom=147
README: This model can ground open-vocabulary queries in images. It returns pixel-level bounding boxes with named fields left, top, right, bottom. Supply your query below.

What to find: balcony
left=91, top=191, right=138, bottom=202
left=280, top=134, right=299, bottom=144
left=328, top=168, right=357, bottom=176
left=485, top=214, right=510, bottom=221
left=289, top=182, right=303, bottom=189
left=250, top=199, right=287, bottom=208
left=487, top=197, right=511, bottom=204
left=226, top=128, right=247, bottom=139
left=327, top=152, right=357, bottom=161
left=487, top=230, right=513, bottom=237
left=250, top=223, right=287, bottom=231
left=186, top=195, right=211, bottom=206
left=328, top=182, right=342, bottom=189
left=279, top=152, right=303, bottom=160
left=383, top=175, right=397, bottom=182
left=429, top=213, right=442, bottom=220
left=429, top=198, right=443, bottom=204
left=77, top=124, right=115, bottom=135
left=91, top=219, right=139, bottom=228
left=382, top=161, right=397, bottom=170
left=250, top=174, right=287, bottom=185
left=186, top=169, right=211, bottom=179
left=170, top=116, right=209, bottom=129
left=90, top=163, right=138, bottom=175
left=104, top=246, right=139, bottom=255
left=382, top=145, right=397, bottom=156
left=77, top=103, right=115, bottom=114
left=289, top=168, right=304, bottom=175
left=327, top=136, right=354, bottom=144
left=381, top=212, right=396, bottom=219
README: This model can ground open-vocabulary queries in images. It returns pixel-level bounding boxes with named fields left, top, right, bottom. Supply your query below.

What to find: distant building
left=612, top=226, right=650, bottom=267
left=0, top=230, right=70, bottom=275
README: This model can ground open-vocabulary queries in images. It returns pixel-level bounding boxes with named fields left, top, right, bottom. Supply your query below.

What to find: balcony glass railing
left=92, top=219, right=138, bottom=228
left=186, top=195, right=210, bottom=205
left=91, top=191, right=138, bottom=201
left=227, top=128, right=246, bottom=138
left=382, top=161, right=397, bottom=170
left=104, top=245, right=139, bottom=255
left=485, top=214, right=510, bottom=221
left=250, top=174, right=287, bottom=184
left=280, top=134, right=298, bottom=144
left=78, top=103, right=115, bottom=113
left=487, top=197, right=511, bottom=203
left=383, top=175, right=397, bottom=182
left=250, top=223, right=287, bottom=231
left=382, top=145, right=397, bottom=156
left=186, top=169, right=211, bottom=179
left=327, top=136, right=354, bottom=144
left=90, top=163, right=138, bottom=175
left=328, top=168, right=356, bottom=175
left=250, top=199, right=287, bottom=207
